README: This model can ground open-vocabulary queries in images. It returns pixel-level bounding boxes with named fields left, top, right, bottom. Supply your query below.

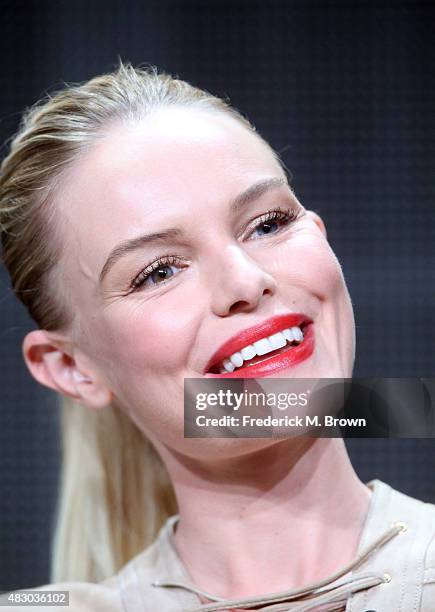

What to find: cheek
left=89, top=297, right=197, bottom=379
left=83, top=303, right=191, bottom=440
left=269, top=232, right=348, bottom=300
left=271, top=231, right=356, bottom=375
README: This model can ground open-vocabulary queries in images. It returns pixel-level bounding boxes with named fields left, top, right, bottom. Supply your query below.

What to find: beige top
left=1, top=479, right=435, bottom=611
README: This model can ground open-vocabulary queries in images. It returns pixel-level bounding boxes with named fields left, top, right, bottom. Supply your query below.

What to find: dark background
left=0, top=0, right=434, bottom=592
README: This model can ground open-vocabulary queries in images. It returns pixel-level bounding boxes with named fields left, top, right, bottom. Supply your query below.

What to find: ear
left=305, top=210, right=327, bottom=239
left=22, top=329, right=113, bottom=410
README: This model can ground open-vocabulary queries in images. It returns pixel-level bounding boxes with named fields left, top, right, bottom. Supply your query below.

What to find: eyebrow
left=99, top=176, right=287, bottom=284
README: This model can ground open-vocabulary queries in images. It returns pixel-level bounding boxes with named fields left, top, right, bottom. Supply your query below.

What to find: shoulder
left=0, top=518, right=182, bottom=612
left=391, top=483, right=435, bottom=611
left=369, top=478, right=435, bottom=564
left=0, top=546, right=161, bottom=612
left=354, top=479, right=435, bottom=611
left=0, top=580, right=122, bottom=612
left=367, top=477, right=435, bottom=537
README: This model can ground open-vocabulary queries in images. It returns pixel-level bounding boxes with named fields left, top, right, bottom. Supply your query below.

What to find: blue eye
left=130, top=256, right=184, bottom=291
left=148, top=264, right=176, bottom=285
left=252, top=218, right=280, bottom=237
left=249, top=208, right=298, bottom=240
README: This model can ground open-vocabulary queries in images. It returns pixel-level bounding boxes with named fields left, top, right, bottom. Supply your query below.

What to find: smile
left=215, top=325, right=304, bottom=373
left=204, top=313, right=314, bottom=378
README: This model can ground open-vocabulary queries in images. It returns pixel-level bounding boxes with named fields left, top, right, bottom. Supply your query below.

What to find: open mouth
left=206, top=321, right=313, bottom=376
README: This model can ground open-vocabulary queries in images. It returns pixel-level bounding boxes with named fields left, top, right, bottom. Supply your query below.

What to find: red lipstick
left=204, top=313, right=314, bottom=378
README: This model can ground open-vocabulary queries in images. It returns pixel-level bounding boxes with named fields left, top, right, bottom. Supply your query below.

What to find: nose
left=210, top=244, right=277, bottom=317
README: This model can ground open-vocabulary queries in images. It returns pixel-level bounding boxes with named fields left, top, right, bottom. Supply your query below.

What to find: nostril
left=227, top=288, right=273, bottom=315
left=228, top=299, right=252, bottom=315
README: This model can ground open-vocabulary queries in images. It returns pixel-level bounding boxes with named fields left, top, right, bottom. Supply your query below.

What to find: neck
left=158, top=438, right=372, bottom=600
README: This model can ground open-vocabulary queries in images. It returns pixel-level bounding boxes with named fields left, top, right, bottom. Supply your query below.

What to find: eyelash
left=129, top=207, right=300, bottom=292
left=246, top=207, right=299, bottom=239
left=129, top=254, right=182, bottom=291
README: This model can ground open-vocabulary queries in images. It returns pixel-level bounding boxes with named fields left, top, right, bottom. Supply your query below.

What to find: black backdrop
left=0, top=0, right=434, bottom=592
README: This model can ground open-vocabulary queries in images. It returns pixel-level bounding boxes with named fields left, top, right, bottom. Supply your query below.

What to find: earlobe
left=22, top=329, right=112, bottom=410
left=306, top=210, right=327, bottom=239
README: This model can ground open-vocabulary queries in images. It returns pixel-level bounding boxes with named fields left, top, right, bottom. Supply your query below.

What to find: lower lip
left=206, top=323, right=314, bottom=378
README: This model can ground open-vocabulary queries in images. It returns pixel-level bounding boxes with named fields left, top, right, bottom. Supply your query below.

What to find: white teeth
left=217, top=325, right=306, bottom=373
left=283, top=328, right=294, bottom=342
left=253, top=338, right=273, bottom=355
left=292, top=326, right=303, bottom=342
left=241, top=345, right=256, bottom=360
left=230, top=352, right=243, bottom=368
left=223, top=358, right=235, bottom=373
left=268, top=332, right=287, bottom=350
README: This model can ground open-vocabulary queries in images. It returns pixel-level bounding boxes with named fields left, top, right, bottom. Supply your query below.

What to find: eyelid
left=129, top=255, right=187, bottom=292
left=242, top=206, right=301, bottom=240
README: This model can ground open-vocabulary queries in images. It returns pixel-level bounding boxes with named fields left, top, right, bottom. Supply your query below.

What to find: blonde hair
left=0, top=62, right=274, bottom=583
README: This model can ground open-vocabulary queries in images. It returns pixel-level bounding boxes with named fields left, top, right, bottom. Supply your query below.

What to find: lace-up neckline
left=150, top=480, right=407, bottom=611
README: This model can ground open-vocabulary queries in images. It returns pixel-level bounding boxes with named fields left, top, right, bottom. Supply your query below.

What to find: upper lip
left=203, top=313, right=312, bottom=373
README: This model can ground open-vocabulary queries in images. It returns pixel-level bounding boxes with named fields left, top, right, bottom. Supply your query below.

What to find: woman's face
left=55, top=107, right=355, bottom=457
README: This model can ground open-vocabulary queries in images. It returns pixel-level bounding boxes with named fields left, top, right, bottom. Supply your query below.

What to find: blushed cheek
left=79, top=307, right=188, bottom=432
left=310, top=240, right=349, bottom=301
left=295, top=234, right=356, bottom=371
left=271, top=233, right=348, bottom=301
left=272, top=232, right=355, bottom=371
left=91, top=300, right=194, bottom=379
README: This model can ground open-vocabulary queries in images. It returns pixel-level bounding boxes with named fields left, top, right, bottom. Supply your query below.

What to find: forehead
left=56, top=107, right=283, bottom=284
left=87, top=107, right=279, bottom=191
